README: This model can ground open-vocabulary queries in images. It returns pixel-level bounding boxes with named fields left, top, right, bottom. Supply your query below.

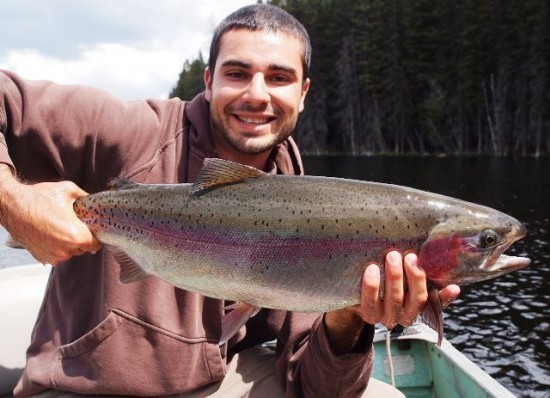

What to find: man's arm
left=0, top=164, right=101, bottom=265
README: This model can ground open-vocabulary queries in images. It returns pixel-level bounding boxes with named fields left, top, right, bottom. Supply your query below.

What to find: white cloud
left=0, top=0, right=254, bottom=100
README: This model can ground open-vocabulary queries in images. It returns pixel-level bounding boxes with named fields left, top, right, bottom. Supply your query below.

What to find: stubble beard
left=210, top=109, right=297, bottom=155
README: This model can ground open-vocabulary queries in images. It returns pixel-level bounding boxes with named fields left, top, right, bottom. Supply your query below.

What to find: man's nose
left=244, top=73, right=270, bottom=103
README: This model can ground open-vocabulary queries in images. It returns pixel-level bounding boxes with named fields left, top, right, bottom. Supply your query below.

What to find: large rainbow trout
left=74, top=158, right=530, bottom=345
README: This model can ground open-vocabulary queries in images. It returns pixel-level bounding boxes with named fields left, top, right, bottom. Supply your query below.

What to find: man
left=0, top=4, right=459, bottom=397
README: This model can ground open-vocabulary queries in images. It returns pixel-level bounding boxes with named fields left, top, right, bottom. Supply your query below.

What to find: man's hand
left=324, top=250, right=460, bottom=355
left=0, top=165, right=101, bottom=265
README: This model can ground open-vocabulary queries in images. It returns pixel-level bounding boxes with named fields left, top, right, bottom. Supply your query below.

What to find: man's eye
left=227, top=71, right=247, bottom=80
left=270, top=75, right=290, bottom=83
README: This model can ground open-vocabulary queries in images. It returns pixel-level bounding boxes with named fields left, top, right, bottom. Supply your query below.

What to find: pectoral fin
left=220, top=302, right=260, bottom=346
left=422, top=287, right=444, bottom=346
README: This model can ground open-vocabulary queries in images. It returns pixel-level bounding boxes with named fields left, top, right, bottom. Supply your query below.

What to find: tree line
left=170, top=0, right=549, bottom=156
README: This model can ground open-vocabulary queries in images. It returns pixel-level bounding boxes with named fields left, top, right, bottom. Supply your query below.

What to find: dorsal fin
left=107, top=177, right=140, bottom=191
left=191, top=158, right=267, bottom=196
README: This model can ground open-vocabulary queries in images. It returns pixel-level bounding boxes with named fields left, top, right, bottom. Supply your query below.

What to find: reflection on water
left=303, top=156, right=549, bottom=398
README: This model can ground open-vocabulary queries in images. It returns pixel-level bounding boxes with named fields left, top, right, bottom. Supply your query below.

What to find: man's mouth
left=235, top=115, right=274, bottom=125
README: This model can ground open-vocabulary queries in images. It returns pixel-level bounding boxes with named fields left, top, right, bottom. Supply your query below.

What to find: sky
left=0, top=0, right=254, bottom=100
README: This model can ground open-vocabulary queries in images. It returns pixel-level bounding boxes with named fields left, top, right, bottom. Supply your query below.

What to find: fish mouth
left=486, top=253, right=531, bottom=273
left=483, top=221, right=530, bottom=275
left=481, top=221, right=531, bottom=277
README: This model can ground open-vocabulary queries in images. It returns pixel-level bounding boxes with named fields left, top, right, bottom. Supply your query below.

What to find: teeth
left=238, top=116, right=270, bottom=124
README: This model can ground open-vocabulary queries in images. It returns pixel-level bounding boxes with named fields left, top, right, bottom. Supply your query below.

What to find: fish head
left=419, top=209, right=530, bottom=287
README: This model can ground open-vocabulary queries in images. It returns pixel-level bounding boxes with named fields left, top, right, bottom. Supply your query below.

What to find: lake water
left=1, top=156, right=548, bottom=397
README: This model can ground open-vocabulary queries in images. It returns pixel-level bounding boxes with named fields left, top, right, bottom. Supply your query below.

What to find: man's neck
left=214, top=146, right=270, bottom=171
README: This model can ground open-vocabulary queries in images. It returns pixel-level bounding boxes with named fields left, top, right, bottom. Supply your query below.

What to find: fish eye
left=480, top=229, right=499, bottom=248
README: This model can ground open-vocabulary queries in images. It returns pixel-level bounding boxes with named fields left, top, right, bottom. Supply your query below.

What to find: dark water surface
left=303, top=155, right=549, bottom=398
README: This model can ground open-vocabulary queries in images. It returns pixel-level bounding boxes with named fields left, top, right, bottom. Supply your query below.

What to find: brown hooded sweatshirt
left=0, top=70, right=374, bottom=397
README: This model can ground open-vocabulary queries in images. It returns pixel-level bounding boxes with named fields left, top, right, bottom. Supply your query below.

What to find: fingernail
left=366, top=264, right=379, bottom=277
left=405, top=252, right=418, bottom=267
left=388, top=251, right=402, bottom=266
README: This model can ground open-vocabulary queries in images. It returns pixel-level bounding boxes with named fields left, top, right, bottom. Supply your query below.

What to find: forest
left=170, top=0, right=549, bottom=156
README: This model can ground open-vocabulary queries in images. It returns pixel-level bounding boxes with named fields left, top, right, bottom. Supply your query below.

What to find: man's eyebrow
left=220, top=60, right=298, bottom=76
left=220, top=60, right=251, bottom=69
left=268, top=64, right=298, bottom=76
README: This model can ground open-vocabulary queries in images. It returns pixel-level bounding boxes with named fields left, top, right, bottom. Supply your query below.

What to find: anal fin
left=220, top=302, right=260, bottom=346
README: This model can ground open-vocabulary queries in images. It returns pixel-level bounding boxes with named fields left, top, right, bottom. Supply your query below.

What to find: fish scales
left=74, top=159, right=529, bottom=337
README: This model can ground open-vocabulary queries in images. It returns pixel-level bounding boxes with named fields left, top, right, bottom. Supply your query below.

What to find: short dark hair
left=208, top=4, right=311, bottom=82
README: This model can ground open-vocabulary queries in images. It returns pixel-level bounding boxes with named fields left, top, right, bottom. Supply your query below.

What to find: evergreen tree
left=170, top=0, right=549, bottom=156
left=169, top=53, right=206, bottom=100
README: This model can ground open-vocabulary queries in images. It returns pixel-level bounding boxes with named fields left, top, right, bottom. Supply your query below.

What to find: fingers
left=402, top=253, right=428, bottom=325
left=2, top=179, right=102, bottom=266
left=382, top=251, right=404, bottom=329
left=358, top=251, right=430, bottom=329
left=439, top=284, right=461, bottom=309
left=359, top=251, right=407, bottom=328
left=359, top=264, right=382, bottom=325
left=357, top=251, right=461, bottom=332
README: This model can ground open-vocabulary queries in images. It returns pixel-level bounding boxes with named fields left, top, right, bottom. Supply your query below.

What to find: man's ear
left=204, top=66, right=213, bottom=102
left=299, top=78, right=311, bottom=113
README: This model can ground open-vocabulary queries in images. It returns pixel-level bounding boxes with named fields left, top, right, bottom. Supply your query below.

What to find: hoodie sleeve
left=273, top=312, right=375, bottom=398
left=0, top=70, right=184, bottom=190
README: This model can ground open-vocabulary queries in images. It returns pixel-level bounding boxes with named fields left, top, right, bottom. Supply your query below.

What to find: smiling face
left=204, top=29, right=310, bottom=167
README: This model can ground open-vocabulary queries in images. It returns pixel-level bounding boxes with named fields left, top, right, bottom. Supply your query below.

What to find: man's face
left=204, top=29, right=310, bottom=158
